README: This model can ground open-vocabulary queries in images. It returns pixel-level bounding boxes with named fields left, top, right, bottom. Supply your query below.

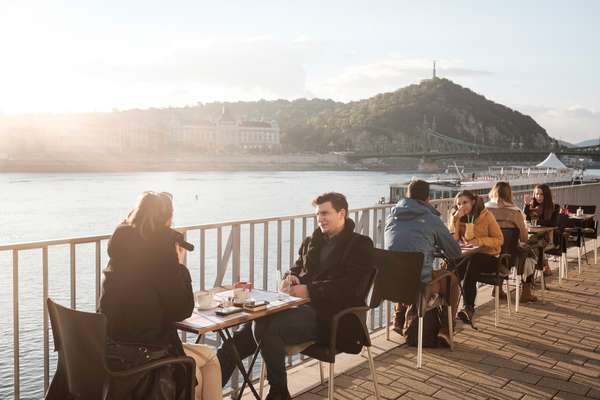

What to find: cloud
left=308, top=57, right=492, bottom=100
left=520, top=105, right=600, bottom=144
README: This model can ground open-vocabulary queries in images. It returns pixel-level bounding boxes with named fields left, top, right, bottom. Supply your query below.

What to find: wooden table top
left=567, top=214, right=595, bottom=220
left=527, top=225, right=557, bottom=234
left=175, top=289, right=310, bottom=335
left=460, top=244, right=481, bottom=256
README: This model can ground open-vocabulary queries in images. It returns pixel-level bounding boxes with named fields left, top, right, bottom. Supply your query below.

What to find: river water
left=0, top=170, right=421, bottom=400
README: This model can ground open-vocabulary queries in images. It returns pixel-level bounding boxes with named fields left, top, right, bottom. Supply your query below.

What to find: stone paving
left=284, top=251, right=600, bottom=400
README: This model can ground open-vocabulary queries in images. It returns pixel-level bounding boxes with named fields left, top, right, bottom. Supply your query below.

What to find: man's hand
left=288, top=284, right=309, bottom=299
left=279, top=275, right=300, bottom=293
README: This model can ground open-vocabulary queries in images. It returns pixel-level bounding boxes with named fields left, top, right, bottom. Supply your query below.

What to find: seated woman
left=449, top=190, right=503, bottom=323
left=523, top=184, right=561, bottom=276
left=485, top=181, right=537, bottom=302
left=99, top=191, right=222, bottom=400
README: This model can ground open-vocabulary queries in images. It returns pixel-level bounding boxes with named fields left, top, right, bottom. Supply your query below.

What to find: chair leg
left=319, top=361, right=324, bottom=384
left=259, top=361, right=266, bottom=399
left=328, top=363, right=335, bottom=400
left=494, top=284, right=499, bottom=327
left=558, top=255, right=563, bottom=286
left=515, top=274, right=520, bottom=313
left=417, top=316, right=423, bottom=368
left=595, top=238, right=598, bottom=265
left=386, top=301, right=390, bottom=341
left=540, top=270, right=545, bottom=304
left=578, top=246, right=582, bottom=275
left=447, top=305, right=454, bottom=351
left=505, top=280, right=511, bottom=318
left=366, top=346, right=381, bottom=400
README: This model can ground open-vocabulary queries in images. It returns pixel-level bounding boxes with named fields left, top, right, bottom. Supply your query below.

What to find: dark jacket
left=99, top=224, right=194, bottom=356
left=524, top=203, right=560, bottom=227
left=289, top=218, right=374, bottom=354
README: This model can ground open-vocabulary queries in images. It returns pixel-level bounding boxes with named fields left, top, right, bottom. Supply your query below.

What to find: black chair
left=473, top=232, right=513, bottom=327
left=557, top=214, right=585, bottom=278
left=296, top=268, right=380, bottom=400
left=499, top=228, right=524, bottom=312
left=566, top=204, right=597, bottom=265
left=45, top=298, right=196, bottom=400
left=370, top=249, right=454, bottom=368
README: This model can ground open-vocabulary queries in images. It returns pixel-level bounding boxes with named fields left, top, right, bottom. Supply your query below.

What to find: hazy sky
left=1, top=1, right=599, bottom=143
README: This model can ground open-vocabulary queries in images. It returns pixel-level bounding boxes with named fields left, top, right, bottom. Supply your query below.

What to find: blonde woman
left=485, top=182, right=537, bottom=302
left=99, top=191, right=222, bottom=400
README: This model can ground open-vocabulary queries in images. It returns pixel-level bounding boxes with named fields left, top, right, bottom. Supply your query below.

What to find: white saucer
left=196, top=301, right=220, bottom=311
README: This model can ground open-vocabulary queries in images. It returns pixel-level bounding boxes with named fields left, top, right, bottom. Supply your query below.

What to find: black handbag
left=106, top=341, right=187, bottom=400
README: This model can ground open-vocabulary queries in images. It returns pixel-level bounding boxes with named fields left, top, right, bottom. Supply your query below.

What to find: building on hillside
left=170, top=106, right=280, bottom=152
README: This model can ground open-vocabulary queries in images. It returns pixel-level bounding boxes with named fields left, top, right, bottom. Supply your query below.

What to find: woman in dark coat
left=99, top=191, right=221, bottom=399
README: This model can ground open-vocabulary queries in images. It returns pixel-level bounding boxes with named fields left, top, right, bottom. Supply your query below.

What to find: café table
left=176, top=288, right=310, bottom=400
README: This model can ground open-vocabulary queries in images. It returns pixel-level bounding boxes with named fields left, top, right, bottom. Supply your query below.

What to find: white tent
left=536, top=153, right=568, bottom=169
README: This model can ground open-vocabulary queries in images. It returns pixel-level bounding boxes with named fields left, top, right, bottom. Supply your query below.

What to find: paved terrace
left=247, top=249, right=600, bottom=400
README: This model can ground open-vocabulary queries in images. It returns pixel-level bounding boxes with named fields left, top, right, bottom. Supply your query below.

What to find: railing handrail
left=4, top=181, right=600, bottom=252
left=0, top=204, right=394, bottom=251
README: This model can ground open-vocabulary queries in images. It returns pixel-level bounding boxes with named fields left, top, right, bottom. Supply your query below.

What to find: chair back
left=47, top=298, right=108, bottom=400
left=369, top=249, right=424, bottom=308
left=500, top=228, right=520, bottom=267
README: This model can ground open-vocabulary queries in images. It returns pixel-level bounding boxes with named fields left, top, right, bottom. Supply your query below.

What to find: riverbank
left=0, top=153, right=424, bottom=173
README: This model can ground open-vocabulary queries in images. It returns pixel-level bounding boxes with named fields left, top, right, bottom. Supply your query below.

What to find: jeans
left=463, top=253, right=499, bottom=307
left=253, top=305, right=319, bottom=388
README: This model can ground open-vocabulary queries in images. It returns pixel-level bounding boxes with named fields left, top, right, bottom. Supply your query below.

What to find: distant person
left=384, top=180, right=462, bottom=346
left=99, top=191, right=222, bottom=400
left=449, top=190, right=503, bottom=324
left=523, top=184, right=560, bottom=276
left=485, top=182, right=537, bottom=302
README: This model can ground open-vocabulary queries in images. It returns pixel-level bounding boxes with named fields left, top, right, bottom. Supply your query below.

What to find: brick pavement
left=285, top=253, right=600, bottom=400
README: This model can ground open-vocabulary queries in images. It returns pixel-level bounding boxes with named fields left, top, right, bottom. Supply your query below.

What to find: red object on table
left=234, top=281, right=253, bottom=289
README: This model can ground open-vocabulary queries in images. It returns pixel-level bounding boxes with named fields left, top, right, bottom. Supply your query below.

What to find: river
left=0, top=170, right=421, bottom=400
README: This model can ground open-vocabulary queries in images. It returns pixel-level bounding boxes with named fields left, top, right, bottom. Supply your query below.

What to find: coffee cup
left=233, top=288, right=250, bottom=303
left=195, top=291, right=213, bottom=309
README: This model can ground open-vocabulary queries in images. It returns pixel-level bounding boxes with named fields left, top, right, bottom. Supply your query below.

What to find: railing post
left=289, top=219, right=295, bottom=269
left=70, top=243, right=76, bottom=309
left=263, top=222, right=269, bottom=290
left=249, top=223, right=255, bottom=285
left=232, top=224, right=241, bottom=284
left=200, top=229, right=206, bottom=291
left=43, top=246, right=49, bottom=393
left=95, top=241, right=101, bottom=308
left=13, top=249, right=20, bottom=400
left=277, top=220, right=282, bottom=276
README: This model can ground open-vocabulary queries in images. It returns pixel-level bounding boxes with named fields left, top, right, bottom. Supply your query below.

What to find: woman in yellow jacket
left=449, top=190, right=503, bottom=323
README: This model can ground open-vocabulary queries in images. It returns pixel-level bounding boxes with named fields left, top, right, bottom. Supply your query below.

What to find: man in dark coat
left=254, top=192, right=374, bottom=400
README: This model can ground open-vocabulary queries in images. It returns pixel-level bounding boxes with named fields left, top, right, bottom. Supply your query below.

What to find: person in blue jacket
left=384, top=180, right=461, bottom=346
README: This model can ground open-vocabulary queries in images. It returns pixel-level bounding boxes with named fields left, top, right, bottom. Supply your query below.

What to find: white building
left=170, top=107, right=280, bottom=152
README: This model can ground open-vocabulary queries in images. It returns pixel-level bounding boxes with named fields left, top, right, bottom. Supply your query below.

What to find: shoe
left=458, top=306, right=474, bottom=325
left=437, top=327, right=454, bottom=349
left=392, top=304, right=407, bottom=334
left=265, top=385, right=291, bottom=400
left=520, top=282, right=538, bottom=303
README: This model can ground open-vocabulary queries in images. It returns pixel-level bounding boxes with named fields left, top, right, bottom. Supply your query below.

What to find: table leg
left=218, top=329, right=262, bottom=400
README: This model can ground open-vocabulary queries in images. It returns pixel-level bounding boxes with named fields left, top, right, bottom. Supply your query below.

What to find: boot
left=265, top=385, right=291, bottom=400
left=458, top=306, right=475, bottom=325
left=520, top=282, right=538, bottom=303
left=392, top=303, right=407, bottom=334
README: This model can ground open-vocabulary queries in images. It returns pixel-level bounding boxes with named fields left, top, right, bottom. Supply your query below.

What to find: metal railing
left=2, top=182, right=600, bottom=399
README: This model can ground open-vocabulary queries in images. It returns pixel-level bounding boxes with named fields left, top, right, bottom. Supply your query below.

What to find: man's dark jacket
left=289, top=218, right=374, bottom=354
left=99, top=224, right=195, bottom=356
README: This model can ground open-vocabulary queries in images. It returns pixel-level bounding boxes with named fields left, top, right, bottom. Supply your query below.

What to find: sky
left=1, top=0, right=599, bottom=143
